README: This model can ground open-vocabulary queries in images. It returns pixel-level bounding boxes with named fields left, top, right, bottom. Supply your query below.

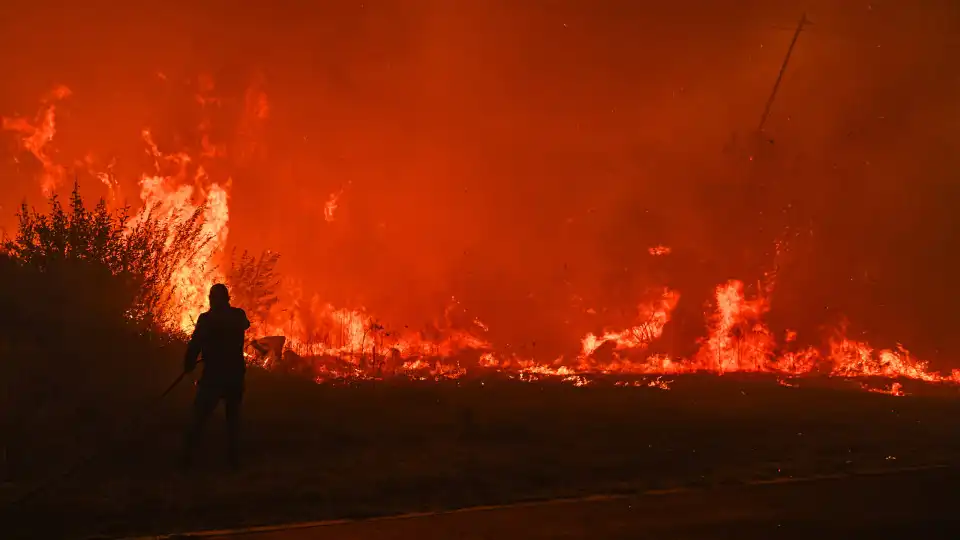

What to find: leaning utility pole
left=758, top=13, right=811, bottom=133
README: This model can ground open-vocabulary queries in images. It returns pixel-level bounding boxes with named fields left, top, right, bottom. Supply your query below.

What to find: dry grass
left=3, top=363, right=960, bottom=539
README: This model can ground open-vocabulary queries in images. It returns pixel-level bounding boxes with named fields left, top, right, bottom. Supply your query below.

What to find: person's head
left=209, top=283, right=230, bottom=310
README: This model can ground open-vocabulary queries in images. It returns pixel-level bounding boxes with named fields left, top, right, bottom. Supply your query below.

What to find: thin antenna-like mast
left=758, top=13, right=810, bottom=132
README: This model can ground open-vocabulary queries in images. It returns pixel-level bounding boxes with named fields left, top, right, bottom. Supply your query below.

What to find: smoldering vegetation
left=3, top=1, right=958, bottom=367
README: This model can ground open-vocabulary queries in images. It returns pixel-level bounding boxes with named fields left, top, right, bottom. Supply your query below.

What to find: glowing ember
left=324, top=190, right=342, bottom=223
left=863, top=382, right=906, bottom=397
left=648, top=376, right=673, bottom=390
left=613, top=376, right=672, bottom=390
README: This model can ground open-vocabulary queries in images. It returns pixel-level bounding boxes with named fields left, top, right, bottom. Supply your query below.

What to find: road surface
left=176, top=467, right=960, bottom=539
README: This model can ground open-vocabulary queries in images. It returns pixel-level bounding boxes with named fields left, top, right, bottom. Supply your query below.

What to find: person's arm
left=184, top=314, right=208, bottom=373
left=238, top=309, right=251, bottom=332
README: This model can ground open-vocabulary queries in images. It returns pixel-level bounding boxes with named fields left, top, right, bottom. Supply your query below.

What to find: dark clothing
left=184, top=306, right=251, bottom=383
left=184, top=378, right=244, bottom=467
left=181, top=305, right=251, bottom=468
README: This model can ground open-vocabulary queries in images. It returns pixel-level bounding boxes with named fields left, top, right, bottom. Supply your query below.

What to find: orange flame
left=2, top=85, right=72, bottom=196
left=6, top=81, right=959, bottom=393
left=580, top=288, right=679, bottom=358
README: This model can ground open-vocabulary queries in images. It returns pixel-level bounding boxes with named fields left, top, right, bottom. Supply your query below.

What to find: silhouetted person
left=181, top=283, right=251, bottom=470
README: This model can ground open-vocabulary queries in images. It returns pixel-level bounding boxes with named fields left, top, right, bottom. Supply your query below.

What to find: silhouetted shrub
left=2, top=183, right=211, bottom=336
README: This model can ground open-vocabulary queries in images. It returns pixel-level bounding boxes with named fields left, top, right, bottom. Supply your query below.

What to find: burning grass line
left=6, top=81, right=960, bottom=394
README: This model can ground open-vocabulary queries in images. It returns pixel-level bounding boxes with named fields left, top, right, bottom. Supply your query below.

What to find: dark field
left=3, top=351, right=960, bottom=539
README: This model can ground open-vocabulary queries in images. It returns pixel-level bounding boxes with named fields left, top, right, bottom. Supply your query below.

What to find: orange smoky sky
left=1, top=1, right=959, bottom=365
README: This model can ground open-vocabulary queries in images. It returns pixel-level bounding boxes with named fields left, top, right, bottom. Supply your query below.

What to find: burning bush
left=1, top=183, right=211, bottom=335
left=226, top=248, right=280, bottom=330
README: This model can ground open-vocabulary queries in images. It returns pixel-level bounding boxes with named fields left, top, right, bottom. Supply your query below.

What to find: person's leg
left=181, top=383, right=220, bottom=468
left=224, top=383, right=244, bottom=469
